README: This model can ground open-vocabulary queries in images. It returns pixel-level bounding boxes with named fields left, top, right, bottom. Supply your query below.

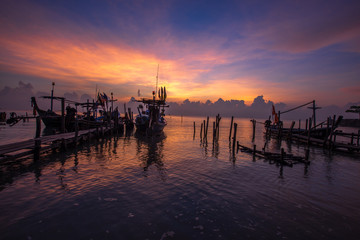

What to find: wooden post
left=111, top=92, right=113, bottom=122
left=232, top=123, right=237, bottom=152
left=229, top=116, right=234, bottom=141
left=205, top=116, right=209, bottom=139
left=305, top=149, right=310, bottom=161
left=278, top=121, right=282, bottom=139
left=312, top=100, right=316, bottom=128
left=307, top=117, right=312, bottom=146
left=203, top=120, right=206, bottom=140
left=193, top=121, right=196, bottom=138
left=216, top=115, right=219, bottom=138
left=213, top=121, right=215, bottom=143
left=123, top=103, right=127, bottom=120
left=329, top=115, right=336, bottom=147
left=253, top=144, right=256, bottom=156
left=278, top=111, right=281, bottom=123
left=35, top=116, right=41, bottom=138
left=75, top=116, right=79, bottom=143
left=34, top=116, right=41, bottom=160
left=251, top=119, right=256, bottom=141
left=326, top=117, right=330, bottom=135
left=281, top=148, right=284, bottom=163
left=288, top=121, right=295, bottom=139
left=86, top=99, right=90, bottom=130
left=61, top=98, right=65, bottom=133
left=200, top=122, right=203, bottom=139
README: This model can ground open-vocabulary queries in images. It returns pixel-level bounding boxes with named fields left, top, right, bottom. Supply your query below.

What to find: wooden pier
left=0, top=125, right=122, bottom=161
left=237, top=143, right=310, bottom=167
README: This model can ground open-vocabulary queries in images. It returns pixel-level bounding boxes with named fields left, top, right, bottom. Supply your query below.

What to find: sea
left=0, top=116, right=359, bottom=240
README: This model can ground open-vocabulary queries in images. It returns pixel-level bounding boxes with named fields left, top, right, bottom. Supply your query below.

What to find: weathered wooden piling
left=229, top=116, right=234, bottom=141
left=251, top=119, right=256, bottom=141
left=205, top=116, right=209, bottom=139
left=203, top=119, right=206, bottom=140
left=328, top=115, right=337, bottom=148
left=200, top=122, right=203, bottom=139
left=61, top=98, right=65, bottom=133
left=214, top=114, right=221, bottom=141
left=277, top=121, right=283, bottom=138
left=305, top=149, right=310, bottom=161
left=307, top=117, right=312, bottom=146
left=34, top=116, right=42, bottom=159
left=212, top=122, right=216, bottom=142
left=193, top=121, right=196, bottom=138
left=232, top=123, right=237, bottom=152
left=75, top=117, right=79, bottom=143
left=288, top=121, right=295, bottom=139
left=35, top=116, right=41, bottom=138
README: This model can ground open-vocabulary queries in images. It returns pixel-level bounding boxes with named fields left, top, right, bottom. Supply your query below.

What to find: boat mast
left=155, top=64, right=159, bottom=99
left=50, top=82, right=55, bottom=111
left=308, top=100, right=321, bottom=129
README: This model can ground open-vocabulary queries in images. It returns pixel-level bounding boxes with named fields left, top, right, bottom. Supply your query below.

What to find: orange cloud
left=0, top=32, right=258, bottom=103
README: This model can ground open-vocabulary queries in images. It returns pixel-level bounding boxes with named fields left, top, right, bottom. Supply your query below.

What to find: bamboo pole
left=307, top=117, right=312, bottom=146
left=251, top=119, right=256, bottom=141
left=34, top=116, right=41, bottom=159
left=61, top=98, right=65, bottom=133
left=229, top=116, right=234, bottom=141
left=213, top=122, right=216, bottom=143
left=232, top=123, right=237, bottom=152
left=205, top=116, right=209, bottom=139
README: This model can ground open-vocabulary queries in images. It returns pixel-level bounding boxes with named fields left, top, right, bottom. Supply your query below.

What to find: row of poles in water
left=193, top=115, right=249, bottom=154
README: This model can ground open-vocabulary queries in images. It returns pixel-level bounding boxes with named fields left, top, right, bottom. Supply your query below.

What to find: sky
left=0, top=0, right=360, bottom=113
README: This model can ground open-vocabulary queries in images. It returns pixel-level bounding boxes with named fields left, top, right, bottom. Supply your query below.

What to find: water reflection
left=134, top=131, right=167, bottom=181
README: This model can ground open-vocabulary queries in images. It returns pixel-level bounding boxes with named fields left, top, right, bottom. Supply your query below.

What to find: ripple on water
left=1, top=117, right=360, bottom=239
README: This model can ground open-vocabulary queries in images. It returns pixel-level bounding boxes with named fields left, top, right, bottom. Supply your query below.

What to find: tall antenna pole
left=50, top=82, right=55, bottom=111
left=155, top=64, right=159, bottom=99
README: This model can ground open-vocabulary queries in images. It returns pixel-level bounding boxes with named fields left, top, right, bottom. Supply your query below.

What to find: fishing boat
left=31, top=96, right=76, bottom=130
left=266, top=101, right=343, bottom=140
left=135, top=87, right=168, bottom=135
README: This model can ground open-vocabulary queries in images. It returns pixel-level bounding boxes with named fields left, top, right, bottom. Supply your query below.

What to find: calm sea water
left=0, top=116, right=360, bottom=240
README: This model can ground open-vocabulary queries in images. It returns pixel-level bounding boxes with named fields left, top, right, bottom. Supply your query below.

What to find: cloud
left=0, top=81, right=34, bottom=111
left=1, top=0, right=360, bottom=108
left=246, top=1, right=360, bottom=53
left=64, top=92, right=79, bottom=102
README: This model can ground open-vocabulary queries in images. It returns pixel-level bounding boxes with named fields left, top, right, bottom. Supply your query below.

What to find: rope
left=280, top=101, right=313, bottom=115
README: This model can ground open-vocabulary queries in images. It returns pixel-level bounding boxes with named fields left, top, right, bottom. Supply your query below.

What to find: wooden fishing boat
left=265, top=116, right=343, bottom=140
left=31, top=96, right=75, bottom=129
left=135, top=87, right=168, bottom=135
